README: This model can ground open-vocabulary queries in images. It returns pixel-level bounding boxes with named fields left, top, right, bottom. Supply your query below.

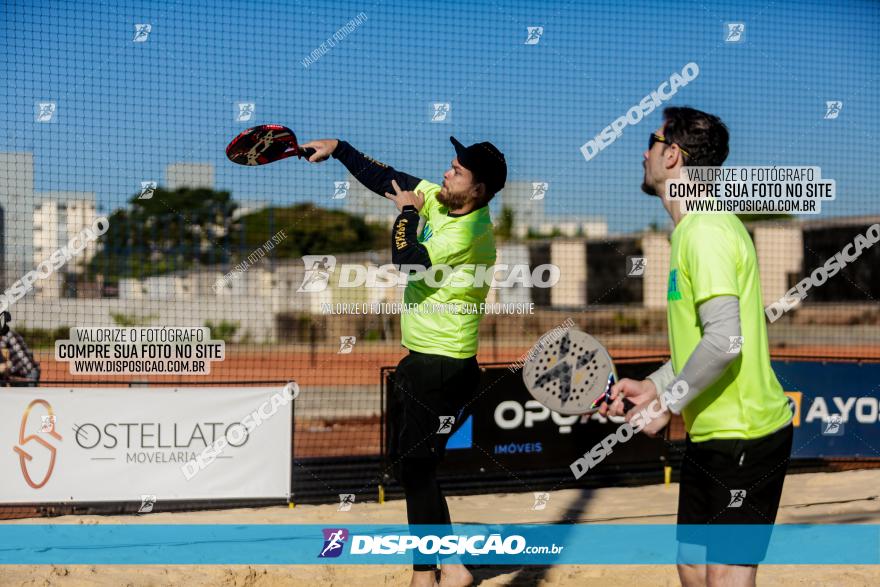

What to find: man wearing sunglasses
left=602, top=107, right=794, bottom=586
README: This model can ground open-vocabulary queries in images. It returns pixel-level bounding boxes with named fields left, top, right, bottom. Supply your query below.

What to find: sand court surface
left=2, top=469, right=878, bottom=586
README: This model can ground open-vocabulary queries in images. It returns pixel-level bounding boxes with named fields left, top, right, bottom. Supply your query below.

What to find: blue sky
left=3, top=0, right=878, bottom=233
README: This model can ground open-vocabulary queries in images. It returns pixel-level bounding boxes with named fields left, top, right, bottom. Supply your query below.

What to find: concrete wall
left=550, top=241, right=586, bottom=307
left=642, top=232, right=671, bottom=309
left=496, top=243, right=532, bottom=304
left=753, top=226, right=803, bottom=305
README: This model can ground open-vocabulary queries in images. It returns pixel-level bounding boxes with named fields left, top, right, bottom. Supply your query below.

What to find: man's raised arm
left=300, top=139, right=422, bottom=196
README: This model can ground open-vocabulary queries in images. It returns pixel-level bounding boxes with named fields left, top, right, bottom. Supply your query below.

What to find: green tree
left=88, top=187, right=240, bottom=280
left=237, top=204, right=389, bottom=258
left=496, top=206, right=515, bottom=241
left=205, top=320, right=240, bottom=340
left=88, top=189, right=391, bottom=282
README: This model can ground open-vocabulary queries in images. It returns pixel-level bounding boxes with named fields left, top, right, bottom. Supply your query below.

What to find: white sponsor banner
left=0, top=387, right=291, bottom=504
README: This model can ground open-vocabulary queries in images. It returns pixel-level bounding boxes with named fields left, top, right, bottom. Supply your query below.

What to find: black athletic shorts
left=389, top=350, right=481, bottom=463
left=676, top=423, right=793, bottom=564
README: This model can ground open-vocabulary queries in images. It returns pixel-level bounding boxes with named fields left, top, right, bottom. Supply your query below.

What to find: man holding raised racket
left=303, top=136, right=506, bottom=587
left=602, top=107, right=794, bottom=587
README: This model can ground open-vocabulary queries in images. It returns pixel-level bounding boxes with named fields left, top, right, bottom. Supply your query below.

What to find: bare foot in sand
left=408, top=569, right=439, bottom=587
left=439, top=563, right=473, bottom=587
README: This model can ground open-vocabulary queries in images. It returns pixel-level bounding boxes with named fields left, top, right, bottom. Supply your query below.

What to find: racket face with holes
left=226, top=124, right=312, bottom=166
left=521, top=328, right=617, bottom=415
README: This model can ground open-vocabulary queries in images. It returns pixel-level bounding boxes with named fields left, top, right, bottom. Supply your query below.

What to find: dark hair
left=469, top=172, right=494, bottom=204
left=662, top=106, right=729, bottom=166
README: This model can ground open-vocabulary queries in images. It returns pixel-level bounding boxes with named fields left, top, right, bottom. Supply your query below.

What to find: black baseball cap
left=450, top=137, right=507, bottom=195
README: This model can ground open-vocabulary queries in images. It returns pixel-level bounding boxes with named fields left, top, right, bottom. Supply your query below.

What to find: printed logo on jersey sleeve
left=667, top=269, right=682, bottom=301
left=419, top=223, right=433, bottom=243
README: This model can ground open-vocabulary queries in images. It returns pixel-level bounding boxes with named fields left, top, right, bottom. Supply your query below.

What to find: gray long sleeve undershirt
left=646, top=295, right=742, bottom=415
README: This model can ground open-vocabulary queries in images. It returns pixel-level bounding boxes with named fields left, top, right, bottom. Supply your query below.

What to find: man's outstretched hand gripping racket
left=522, top=328, right=633, bottom=415
left=226, top=124, right=316, bottom=166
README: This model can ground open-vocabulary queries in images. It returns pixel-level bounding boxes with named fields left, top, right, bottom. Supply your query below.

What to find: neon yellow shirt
left=666, top=212, right=792, bottom=442
left=400, top=180, right=496, bottom=358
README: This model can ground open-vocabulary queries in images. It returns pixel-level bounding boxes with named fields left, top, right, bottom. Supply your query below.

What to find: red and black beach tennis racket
left=226, top=124, right=316, bottom=166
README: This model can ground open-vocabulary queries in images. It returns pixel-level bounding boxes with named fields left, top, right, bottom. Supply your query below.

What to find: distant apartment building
left=0, top=152, right=102, bottom=293
left=32, top=198, right=98, bottom=299
left=0, top=152, right=35, bottom=289
left=165, top=163, right=215, bottom=190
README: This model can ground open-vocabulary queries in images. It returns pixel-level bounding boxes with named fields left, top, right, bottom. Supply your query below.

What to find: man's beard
left=437, top=186, right=470, bottom=209
left=641, top=165, right=658, bottom=196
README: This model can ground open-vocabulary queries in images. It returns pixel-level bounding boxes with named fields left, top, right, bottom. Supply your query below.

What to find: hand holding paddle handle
left=602, top=374, right=637, bottom=414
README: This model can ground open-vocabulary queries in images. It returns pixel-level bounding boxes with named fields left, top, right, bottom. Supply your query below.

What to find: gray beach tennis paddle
left=522, top=328, right=632, bottom=415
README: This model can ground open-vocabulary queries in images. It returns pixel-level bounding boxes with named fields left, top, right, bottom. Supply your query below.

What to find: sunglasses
left=649, top=133, right=690, bottom=158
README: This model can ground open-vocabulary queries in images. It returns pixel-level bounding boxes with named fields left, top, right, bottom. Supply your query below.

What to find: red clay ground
left=34, top=344, right=880, bottom=386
